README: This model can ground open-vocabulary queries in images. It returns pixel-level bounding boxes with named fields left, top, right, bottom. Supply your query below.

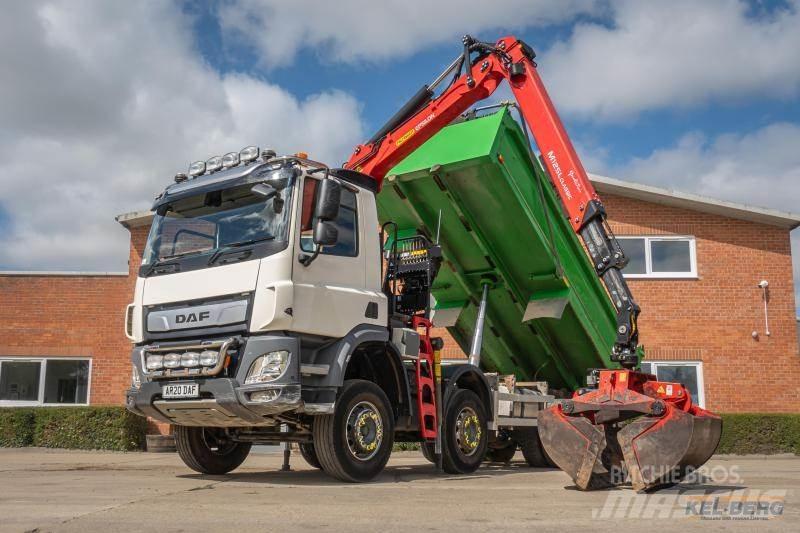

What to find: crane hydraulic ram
left=345, top=35, right=721, bottom=491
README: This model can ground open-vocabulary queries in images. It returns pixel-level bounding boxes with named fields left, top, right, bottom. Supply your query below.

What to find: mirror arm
left=299, top=245, right=321, bottom=267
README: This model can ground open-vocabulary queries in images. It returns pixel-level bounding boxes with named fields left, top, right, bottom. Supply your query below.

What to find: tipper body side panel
left=379, top=110, right=617, bottom=390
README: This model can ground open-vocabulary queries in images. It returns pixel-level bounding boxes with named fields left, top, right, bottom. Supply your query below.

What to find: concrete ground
left=0, top=448, right=797, bottom=532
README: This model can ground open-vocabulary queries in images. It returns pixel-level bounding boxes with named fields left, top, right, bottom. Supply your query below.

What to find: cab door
left=291, top=176, right=382, bottom=337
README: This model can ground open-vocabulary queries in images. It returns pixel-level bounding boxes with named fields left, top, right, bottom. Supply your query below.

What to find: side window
left=300, top=178, right=359, bottom=257
left=640, top=361, right=705, bottom=408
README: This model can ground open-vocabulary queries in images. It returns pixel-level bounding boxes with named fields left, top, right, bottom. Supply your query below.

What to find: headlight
left=240, top=145, right=259, bottom=162
left=188, top=160, right=206, bottom=177
left=131, top=366, right=142, bottom=389
left=199, top=350, right=219, bottom=367
left=181, top=352, right=200, bottom=368
left=206, top=155, right=223, bottom=172
left=163, top=352, right=181, bottom=369
left=245, top=350, right=289, bottom=384
left=145, top=354, right=164, bottom=370
left=222, top=151, right=240, bottom=168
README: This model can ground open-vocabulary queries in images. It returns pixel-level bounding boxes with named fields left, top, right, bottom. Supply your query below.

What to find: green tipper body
left=379, top=110, right=616, bottom=390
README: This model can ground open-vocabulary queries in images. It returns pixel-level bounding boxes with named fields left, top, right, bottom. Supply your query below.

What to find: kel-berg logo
left=175, top=311, right=211, bottom=324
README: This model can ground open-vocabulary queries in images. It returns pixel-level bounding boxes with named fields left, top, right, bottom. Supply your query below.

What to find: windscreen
left=142, top=175, right=295, bottom=266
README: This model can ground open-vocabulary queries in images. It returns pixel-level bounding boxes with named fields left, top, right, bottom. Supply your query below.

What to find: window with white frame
left=616, top=236, right=697, bottom=278
left=640, top=361, right=705, bottom=408
left=0, top=358, right=91, bottom=406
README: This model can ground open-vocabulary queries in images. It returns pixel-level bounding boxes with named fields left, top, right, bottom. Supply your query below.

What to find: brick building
left=1, top=175, right=798, bottom=416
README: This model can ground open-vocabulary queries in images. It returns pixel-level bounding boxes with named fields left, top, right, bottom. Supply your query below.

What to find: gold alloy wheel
left=455, top=406, right=482, bottom=456
left=346, top=400, right=384, bottom=461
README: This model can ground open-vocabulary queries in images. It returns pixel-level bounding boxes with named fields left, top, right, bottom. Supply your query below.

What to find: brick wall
left=0, top=227, right=149, bottom=405
left=603, top=193, right=800, bottom=412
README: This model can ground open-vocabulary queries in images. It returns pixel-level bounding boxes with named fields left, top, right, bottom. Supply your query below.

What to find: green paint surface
left=380, top=110, right=617, bottom=389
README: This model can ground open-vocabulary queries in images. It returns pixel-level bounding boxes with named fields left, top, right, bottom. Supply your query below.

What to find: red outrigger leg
left=538, top=369, right=722, bottom=492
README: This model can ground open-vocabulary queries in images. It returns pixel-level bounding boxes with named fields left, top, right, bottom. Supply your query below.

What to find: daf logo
left=175, top=311, right=211, bottom=324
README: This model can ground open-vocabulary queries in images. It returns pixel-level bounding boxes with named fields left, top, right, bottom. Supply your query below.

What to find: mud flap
left=618, top=408, right=723, bottom=492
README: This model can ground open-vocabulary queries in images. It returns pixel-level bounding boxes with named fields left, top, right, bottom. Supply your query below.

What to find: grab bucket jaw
left=538, top=370, right=722, bottom=492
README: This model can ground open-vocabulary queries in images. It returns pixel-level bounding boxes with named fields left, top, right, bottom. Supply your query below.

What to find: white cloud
left=542, top=0, right=800, bottom=119
left=603, top=122, right=800, bottom=312
left=218, top=0, right=601, bottom=67
left=0, top=1, right=364, bottom=271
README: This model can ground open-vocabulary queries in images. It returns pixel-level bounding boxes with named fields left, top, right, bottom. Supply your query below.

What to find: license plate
left=162, top=383, right=199, bottom=399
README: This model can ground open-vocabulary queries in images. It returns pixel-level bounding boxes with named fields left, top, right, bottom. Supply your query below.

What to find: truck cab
left=126, top=149, right=546, bottom=481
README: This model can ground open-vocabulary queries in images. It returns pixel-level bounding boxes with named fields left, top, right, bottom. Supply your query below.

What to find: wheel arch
left=310, top=324, right=410, bottom=419
left=442, top=364, right=493, bottom=420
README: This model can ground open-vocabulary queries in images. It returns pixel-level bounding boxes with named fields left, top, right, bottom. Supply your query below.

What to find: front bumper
left=127, top=333, right=303, bottom=427
left=127, top=379, right=302, bottom=427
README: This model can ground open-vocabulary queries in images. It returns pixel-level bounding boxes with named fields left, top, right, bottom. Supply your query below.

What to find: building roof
left=115, top=210, right=153, bottom=229
left=591, top=174, right=800, bottom=229
left=115, top=174, right=800, bottom=230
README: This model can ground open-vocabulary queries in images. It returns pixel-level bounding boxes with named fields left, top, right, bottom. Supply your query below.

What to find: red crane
left=345, top=35, right=721, bottom=491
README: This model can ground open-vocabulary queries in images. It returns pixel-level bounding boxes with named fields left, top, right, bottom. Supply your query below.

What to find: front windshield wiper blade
left=145, top=248, right=212, bottom=274
left=158, top=248, right=213, bottom=262
left=208, top=235, right=275, bottom=265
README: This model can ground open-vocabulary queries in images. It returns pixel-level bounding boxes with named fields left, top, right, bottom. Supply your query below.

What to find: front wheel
left=174, top=426, right=251, bottom=475
left=442, top=389, right=488, bottom=474
left=313, top=379, right=395, bottom=482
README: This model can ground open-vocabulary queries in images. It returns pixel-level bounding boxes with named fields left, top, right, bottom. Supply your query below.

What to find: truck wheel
left=485, top=442, right=517, bottom=463
left=174, top=426, right=251, bottom=475
left=442, top=389, right=488, bottom=474
left=313, top=379, right=395, bottom=482
left=517, top=427, right=555, bottom=467
left=299, top=442, right=322, bottom=469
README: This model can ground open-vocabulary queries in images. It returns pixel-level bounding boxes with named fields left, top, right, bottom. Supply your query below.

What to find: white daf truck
left=125, top=149, right=551, bottom=482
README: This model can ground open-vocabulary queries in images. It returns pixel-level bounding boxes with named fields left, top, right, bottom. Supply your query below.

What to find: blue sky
left=185, top=0, right=800, bottom=166
left=0, top=0, right=798, bottom=313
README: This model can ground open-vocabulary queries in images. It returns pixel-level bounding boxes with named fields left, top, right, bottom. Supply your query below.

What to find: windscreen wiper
left=207, top=235, right=275, bottom=265
left=145, top=248, right=212, bottom=275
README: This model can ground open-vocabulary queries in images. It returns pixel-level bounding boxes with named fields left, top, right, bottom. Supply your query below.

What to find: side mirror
left=314, top=179, right=341, bottom=221
left=313, top=220, right=338, bottom=246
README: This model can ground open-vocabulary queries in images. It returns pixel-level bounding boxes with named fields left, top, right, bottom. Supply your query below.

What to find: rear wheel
left=299, top=442, right=322, bottom=469
left=174, top=426, right=251, bottom=475
left=313, top=379, right=395, bottom=482
left=442, top=389, right=488, bottom=474
left=485, top=442, right=517, bottom=463
left=517, top=427, right=555, bottom=467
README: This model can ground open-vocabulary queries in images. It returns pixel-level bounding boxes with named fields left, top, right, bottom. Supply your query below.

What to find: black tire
left=174, top=426, right=251, bottom=475
left=421, top=441, right=436, bottom=463
left=517, top=427, right=555, bottom=467
left=442, top=389, right=488, bottom=474
left=313, top=379, right=395, bottom=482
left=485, top=442, right=517, bottom=463
left=299, top=442, right=322, bottom=469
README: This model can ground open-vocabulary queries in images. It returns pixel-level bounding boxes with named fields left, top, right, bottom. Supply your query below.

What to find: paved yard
left=0, top=448, right=797, bottom=532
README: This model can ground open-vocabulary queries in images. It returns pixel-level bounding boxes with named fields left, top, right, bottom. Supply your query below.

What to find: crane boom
left=345, top=35, right=640, bottom=368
